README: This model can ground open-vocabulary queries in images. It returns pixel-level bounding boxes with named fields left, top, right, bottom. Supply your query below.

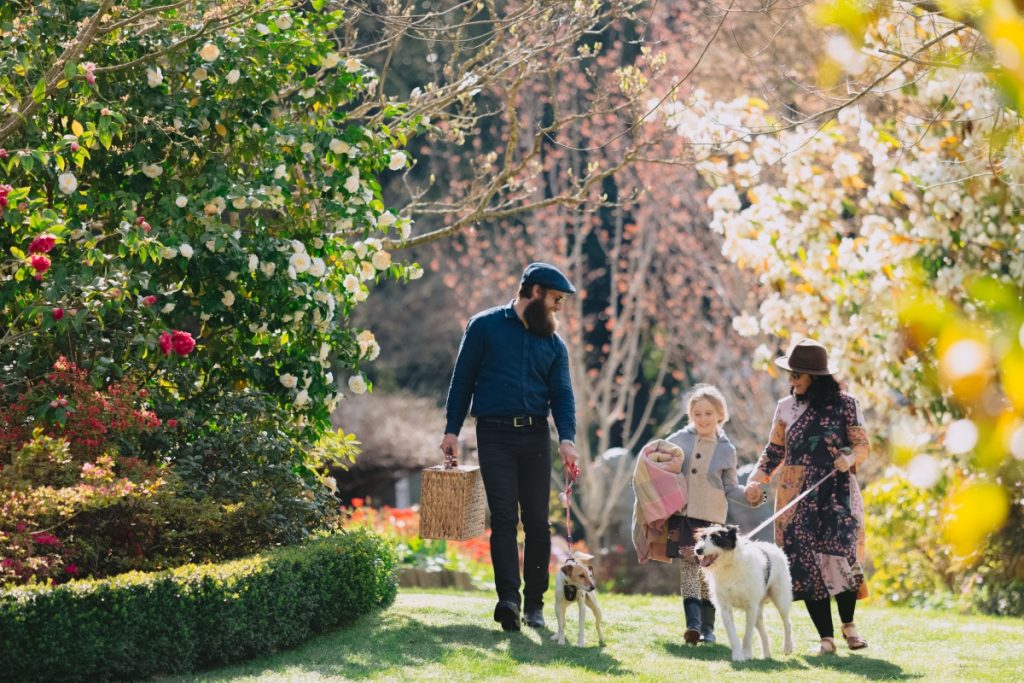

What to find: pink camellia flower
left=142, top=295, right=157, bottom=306
left=70, top=142, right=79, bottom=153
left=82, top=62, right=97, bottom=85
left=65, top=564, right=79, bottom=576
left=158, top=331, right=173, bottom=355
left=0, top=149, right=8, bottom=159
left=52, top=307, right=64, bottom=321
left=29, top=235, right=56, bottom=254
left=31, top=532, right=60, bottom=546
left=30, top=253, right=51, bottom=278
left=166, top=418, right=178, bottom=428
left=171, top=330, right=196, bottom=355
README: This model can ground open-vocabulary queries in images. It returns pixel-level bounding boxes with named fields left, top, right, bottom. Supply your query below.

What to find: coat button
left=695, top=454, right=701, bottom=459
left=692, top=468, right=698, bottom=474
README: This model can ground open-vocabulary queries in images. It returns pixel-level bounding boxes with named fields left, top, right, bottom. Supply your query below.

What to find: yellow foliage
left=942, top=480, right=1009, bottom=557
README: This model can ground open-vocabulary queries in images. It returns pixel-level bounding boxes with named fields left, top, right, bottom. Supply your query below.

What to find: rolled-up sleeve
left=444, top=318, right=484, bottom=436
left=548, top=338, right=576, bottom=442
left=845, top=395, right=869, bottom=468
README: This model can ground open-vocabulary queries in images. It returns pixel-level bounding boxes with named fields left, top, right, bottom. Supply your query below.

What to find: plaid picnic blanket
left=631, top=439, right=688, bottom=564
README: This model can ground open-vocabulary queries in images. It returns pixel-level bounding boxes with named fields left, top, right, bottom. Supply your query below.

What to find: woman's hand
left=831, top=446, right=853, bottom=472
left=744, top=480, right=762, bottom=504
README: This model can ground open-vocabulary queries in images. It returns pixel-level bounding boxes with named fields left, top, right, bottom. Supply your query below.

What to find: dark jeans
left=476, top=420, right=552, bottom=610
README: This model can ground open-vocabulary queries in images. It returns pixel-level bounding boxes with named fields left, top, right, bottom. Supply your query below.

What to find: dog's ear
left=574, top=551, right=595, bottom=564
left=561, top=564, right=574, bottom=577
left=726, top=525, right=739, bottom=540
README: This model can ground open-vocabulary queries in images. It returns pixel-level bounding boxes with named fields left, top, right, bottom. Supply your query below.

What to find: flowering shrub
left=341, top=501, right=493, bottom=583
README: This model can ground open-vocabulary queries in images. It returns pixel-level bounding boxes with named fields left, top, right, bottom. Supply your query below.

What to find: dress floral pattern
left=755, top=393, right=869, bottom=602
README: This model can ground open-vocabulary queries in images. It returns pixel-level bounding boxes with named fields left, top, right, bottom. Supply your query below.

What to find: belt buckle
left=513, top=416, right=531, bottom=428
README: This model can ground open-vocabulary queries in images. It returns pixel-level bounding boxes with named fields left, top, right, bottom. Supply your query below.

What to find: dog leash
left=741, top=469, right=838, bottom=541
left=564, top=461, right=580, bottom=543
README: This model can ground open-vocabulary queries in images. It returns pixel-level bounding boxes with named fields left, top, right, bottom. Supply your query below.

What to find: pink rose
left=158, top=331, right=173, bottom=355
left=30, top=253, right=51, bottom=276
left=52, top=307, right=64, bottom=321
left=29, top=235, right=56, bottom=254
left=170, top=330, right=196, bottom=355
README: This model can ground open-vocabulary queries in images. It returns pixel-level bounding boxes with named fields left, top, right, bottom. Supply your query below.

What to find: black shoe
left=524, top=606, right=545, bottom=628
left=493, top=600, right=521, bottom=632
left=683, top=597, right=702, bottom=645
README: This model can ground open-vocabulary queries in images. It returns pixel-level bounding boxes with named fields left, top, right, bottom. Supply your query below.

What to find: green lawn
left=161, top=590, right=1024, bottom=682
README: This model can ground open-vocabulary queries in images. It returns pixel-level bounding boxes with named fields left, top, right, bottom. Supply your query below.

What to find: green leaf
left=32, top=77, right=46, bottom=103
left=64, top=61, right=77, bottom=79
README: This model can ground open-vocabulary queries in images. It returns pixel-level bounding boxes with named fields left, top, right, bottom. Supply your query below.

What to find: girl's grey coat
left=665, top=425, right=749, bottom=524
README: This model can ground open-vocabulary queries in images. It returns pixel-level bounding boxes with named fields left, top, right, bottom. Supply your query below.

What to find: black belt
left=477, top=415, right=547, bottom=428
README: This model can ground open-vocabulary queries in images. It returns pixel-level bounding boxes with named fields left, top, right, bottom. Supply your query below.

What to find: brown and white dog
left=551, top=551, right=604, bottom=647
left=694, top=524, right=794, bottom=662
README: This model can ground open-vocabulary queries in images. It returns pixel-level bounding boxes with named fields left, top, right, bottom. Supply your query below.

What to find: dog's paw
left=731, top=650, right=750, bottom=662
left=783, top=641, right=794, bottom=656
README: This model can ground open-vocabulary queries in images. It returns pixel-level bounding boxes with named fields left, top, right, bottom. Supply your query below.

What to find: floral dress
left=754, top=393, right=869, bottom=602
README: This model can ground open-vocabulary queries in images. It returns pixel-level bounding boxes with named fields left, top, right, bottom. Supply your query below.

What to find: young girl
left=660, top=384, right=758, bottom=644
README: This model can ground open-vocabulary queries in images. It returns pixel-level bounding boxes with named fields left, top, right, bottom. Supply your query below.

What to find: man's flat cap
left=521, top=262, right=576, bottom=294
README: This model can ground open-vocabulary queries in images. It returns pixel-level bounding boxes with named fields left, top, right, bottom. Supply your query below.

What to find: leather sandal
left=841, top=622, right=868, bottom=650
left=817, top=637, right=837, bottom=655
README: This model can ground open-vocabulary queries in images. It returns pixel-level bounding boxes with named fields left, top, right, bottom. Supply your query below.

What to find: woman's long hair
left=794, top=374, right=842, bottom=411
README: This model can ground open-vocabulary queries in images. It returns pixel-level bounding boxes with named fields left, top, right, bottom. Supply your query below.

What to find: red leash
left=564, top=461, right=580, bottom=543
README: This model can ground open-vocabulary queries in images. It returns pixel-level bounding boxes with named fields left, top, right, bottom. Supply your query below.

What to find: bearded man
left=440, top=262, right=580, bottom=632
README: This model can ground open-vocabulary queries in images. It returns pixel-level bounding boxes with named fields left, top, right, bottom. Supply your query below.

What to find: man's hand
left=744, top=480, right=762, bottom=505
left=439, top=433, right=459, bottom=467
left=558, top=441, right=579, bottom=477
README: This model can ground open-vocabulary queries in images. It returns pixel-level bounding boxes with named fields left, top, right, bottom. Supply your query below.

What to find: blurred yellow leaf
left=1000, top=348, right=1024, bottom=414
left=942, top=481, right=1009, bottom=556
left=71, top=120, right=84, bottom=137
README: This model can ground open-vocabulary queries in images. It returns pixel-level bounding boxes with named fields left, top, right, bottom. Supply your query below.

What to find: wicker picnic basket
left=419, top=462, right=487, bottom=541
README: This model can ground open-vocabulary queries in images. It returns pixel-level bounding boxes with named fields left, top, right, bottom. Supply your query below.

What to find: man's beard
left=523, top=297, right=557, bottom=336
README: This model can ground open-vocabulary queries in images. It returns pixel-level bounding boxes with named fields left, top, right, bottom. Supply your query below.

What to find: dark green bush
left=0, top=528, right=397, bottom=682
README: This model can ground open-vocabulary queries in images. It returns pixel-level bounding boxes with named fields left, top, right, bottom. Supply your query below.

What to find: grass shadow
left=175, top=608, right=625, bottom=681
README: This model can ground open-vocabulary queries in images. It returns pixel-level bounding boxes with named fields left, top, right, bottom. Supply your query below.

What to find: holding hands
left=744, top=480, right=762, bottom=505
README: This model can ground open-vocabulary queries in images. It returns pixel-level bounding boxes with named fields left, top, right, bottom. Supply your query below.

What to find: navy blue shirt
left=444, top=301, right=576, bottom=442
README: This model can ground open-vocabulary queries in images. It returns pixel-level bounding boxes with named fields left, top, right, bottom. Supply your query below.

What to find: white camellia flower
left=147, top=67, right=163, bottom=87
left=731, top=313, right=760, bottom=337
left=377, top=212, right=397, bottom=229
left=359, top=261, right=376, bottom=281
left=231, top=196, right=247, bottom=210
left=348, top=375, right=367, bottom=395
left=388, top=151, right=407, bottom=170
left=344, top=170, right=360, bottom=193
left=255, top=23, right=270, bottom=35
left=142, top=163, right=163, bottom=179
left=175, top=195, right=188, bottom=207
left=291, top=239, right=306, bottom=253
left=366, top=237, right=383, bottom=251
left=343, top=274, right=360, bottom=293
left=226, top=271, right=238, bottom=282
left=323, top=52, right=341, bottom=69
left=299, top=88, right=315, bottom=99
left=192, top=67, right=208, bottom=82
left=162, top=303, right=176, bottom=313
left=221, top=290, right=235, bottom=307
left=248, top=254, right=259, bottom=272
left=199, top=42, right=220, bottom=62
left=309, top=257, right=327, bottom=278
left=300, top=142, right=314, bottom=154
left=354, top=288, right=368, bottom=303
left=205, top=240, right=216, bottom=252
left=260, top=261, right=276, bottom=277
left=274, top=164, right=287, bottom=179
left=371, top=251, right=392, bottom=270
left=294, top=389, right=310, bottom=406
left=289, top=251, right=311, bottom=273
left=275, top=13, right=293, bottom=29
left=226, top=69, right=241, bottom=84
left=279, top=373, right=298, bottom=389
left=162, top=246, right=178, bottom=259
left=345, top=57, right=361, bottom=73
left=57, top=172, right=78, bottom=195
left=408, top=264, right=424, bottom=280
left=312, top=238, right=324, bottom=249
left=329, top=138, right=349, bottom=154
left=178, top=243, right=194, bottom=258
left=353, top=241, right=368, bottom=259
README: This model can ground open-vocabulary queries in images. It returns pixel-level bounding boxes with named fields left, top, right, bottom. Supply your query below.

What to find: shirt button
left=692, top=468, right=698, bottom=474
left=695, top=454, right=701, bottom=459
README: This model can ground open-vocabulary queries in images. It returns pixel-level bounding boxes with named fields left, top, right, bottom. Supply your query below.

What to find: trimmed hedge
left=0, top=528, right=397, bottom=682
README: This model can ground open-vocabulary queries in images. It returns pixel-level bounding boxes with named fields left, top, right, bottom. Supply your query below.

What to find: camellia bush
left=1, top=1, right=421, bottom=580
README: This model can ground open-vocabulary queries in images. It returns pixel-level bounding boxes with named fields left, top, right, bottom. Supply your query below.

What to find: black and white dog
left=694, top=524, right=794, bottom=662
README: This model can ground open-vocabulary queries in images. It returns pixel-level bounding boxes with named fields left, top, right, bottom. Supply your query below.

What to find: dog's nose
left=694, top=547, right=703, bottom=555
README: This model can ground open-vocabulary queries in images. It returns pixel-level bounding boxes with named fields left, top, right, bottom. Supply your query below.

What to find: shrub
left=0, top=527, right=397, bottom=682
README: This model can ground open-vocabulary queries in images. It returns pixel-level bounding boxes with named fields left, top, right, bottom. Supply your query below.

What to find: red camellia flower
left=65, top=564, right=79, bottom=576
left=29, top=253, right=51, bottom=278
left=52, top=307, right=64, bottom=321
left=158, top=331, right=173, bottom=355
left=166, top=419, right=178, bottom=428
left=142, top=295, right=157, bottom=306
left=28, top=235, right=56, bottom=254
left=170, top=330, right=196, bottom=355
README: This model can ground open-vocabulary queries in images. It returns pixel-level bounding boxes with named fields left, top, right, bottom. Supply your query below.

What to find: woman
left=744, top=338, right=870, bottom=654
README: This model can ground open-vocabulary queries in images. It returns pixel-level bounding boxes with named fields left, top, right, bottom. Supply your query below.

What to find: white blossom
left=280, top=373, right=298, bottom=389
left=348, top=375, right=367, bottom=394
left=57, top=172, right=78, bottom=195
left=178, top=243, right=193, bottom=258
left=147, top=67, right=163, bottom=87
left=226, top=69, right=241, bottom=84
left=388, top=151, right=407, bottom=170
left=221, top=290, right=235, bottom=307
left=198, top=42, right=220, bottom=62
left=175, top=195, right=188, bottom=207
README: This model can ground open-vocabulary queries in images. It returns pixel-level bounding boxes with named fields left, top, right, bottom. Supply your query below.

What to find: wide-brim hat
left=774, top=338, right=838, bottom=376
left=520, top=262, right=576, bottom=294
